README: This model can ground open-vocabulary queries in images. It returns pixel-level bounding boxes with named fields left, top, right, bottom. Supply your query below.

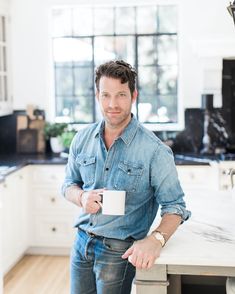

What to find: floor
left=4, top=255, right=137, bottom=294
left=4, top=255, right=226, bottom=294
left=4, top=255, right=70, bottom=294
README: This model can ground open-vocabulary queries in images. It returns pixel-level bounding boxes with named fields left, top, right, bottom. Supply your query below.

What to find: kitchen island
left=135, top=188, right=235, bottom=294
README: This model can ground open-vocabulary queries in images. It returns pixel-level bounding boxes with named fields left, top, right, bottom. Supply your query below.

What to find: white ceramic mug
left=99, top=190, right=126, bottom=215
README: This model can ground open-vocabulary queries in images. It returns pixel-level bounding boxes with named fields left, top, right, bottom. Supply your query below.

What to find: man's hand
left=81, top=189, right=103, bottom=214
left=122, top=235, right=162, bottom=269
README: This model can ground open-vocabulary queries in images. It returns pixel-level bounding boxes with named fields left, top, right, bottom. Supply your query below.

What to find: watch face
left=153, top=232, right=165, bottom=246
left=155, top=232, right=163, bottom=240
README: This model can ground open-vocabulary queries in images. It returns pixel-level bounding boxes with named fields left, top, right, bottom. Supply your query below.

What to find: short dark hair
left=95, top=60, right=137, bottom=95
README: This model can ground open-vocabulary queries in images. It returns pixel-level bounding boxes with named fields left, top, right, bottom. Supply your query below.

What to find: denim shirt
left=62, top=115, right=191, bottom=240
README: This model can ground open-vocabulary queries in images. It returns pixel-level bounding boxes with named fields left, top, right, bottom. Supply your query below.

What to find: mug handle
left=96, top=192, right=103, bottom=208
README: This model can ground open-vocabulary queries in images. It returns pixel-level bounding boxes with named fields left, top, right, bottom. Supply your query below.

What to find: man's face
left=96, top=76, right=137, bottom=129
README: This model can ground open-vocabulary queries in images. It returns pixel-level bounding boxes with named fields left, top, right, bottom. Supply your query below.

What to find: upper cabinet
left=0, top=1, right=11, bottom=117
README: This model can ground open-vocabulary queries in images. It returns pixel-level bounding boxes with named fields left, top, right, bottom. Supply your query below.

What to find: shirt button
left=90, top=223, right=93, bottom=226
left=105, top=168, right=109, bottom=171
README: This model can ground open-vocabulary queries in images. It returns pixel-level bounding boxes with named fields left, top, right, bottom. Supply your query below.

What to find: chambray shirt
left=62, top=115, right=190, bottom=240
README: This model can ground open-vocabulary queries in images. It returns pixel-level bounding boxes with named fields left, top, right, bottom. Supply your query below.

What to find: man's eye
left=120, top=93, right=126, bottom=97
left=102, top=94, right=108, bottom=98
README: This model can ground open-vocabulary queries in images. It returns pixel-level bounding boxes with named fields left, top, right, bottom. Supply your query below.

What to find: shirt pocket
left=114, top=161, right=144, bottom=192
left=76, top=155, right=96, bottom=186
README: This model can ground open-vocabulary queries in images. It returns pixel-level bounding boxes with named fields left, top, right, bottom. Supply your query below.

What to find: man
left=62, top=60, right=190, bottom=294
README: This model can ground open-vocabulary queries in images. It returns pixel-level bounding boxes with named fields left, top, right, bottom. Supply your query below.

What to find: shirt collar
left=94, top=114, right=139, bottom=145
left=119, top=115, right=139, bottom=145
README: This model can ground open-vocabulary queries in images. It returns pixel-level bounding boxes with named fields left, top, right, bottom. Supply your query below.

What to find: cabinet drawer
left=31, top=165, right=65, bottom=185
left=33, top=188, right=78, bottom=213
left=32, top=216, right=76, bottom=247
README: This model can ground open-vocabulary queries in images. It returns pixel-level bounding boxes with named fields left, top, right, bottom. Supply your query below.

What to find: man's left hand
left=121, top=235, right=162, bottom=269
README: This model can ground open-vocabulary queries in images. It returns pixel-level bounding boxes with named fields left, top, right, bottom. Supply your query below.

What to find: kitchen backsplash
left=0, top=108, right=234, bottom=155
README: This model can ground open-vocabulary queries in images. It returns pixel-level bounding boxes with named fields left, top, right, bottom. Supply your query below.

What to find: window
left=52, top=5, right=179, bottom=129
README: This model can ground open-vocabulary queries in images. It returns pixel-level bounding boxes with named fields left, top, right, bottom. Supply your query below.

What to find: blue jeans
left=70, top=229, right=136, bottom=294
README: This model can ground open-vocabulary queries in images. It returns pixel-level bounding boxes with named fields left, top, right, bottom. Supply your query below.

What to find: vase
left=50, top=137, right=64, bottom=153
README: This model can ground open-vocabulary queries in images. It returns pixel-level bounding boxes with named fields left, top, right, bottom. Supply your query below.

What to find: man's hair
left=95, top=60, right=137, bottom=95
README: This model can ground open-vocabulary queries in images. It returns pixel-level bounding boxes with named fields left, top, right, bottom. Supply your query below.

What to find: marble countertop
left=156, top=188, right=235, bottom=267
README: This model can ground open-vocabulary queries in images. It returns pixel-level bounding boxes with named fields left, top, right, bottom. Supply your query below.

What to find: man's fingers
left=122, top=246, right=134, bottom=259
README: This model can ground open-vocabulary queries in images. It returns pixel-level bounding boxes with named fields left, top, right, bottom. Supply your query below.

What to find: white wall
left=9, top=0, right=235, bottom=121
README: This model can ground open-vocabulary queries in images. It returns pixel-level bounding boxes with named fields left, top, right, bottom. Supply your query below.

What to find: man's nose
left=108, top=96, right=118, bottom=108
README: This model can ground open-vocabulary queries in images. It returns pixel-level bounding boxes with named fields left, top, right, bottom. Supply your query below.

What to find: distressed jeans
left=70, top=229, right=136, bottom=294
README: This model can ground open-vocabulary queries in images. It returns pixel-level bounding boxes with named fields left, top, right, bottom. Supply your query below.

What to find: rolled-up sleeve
left=151, top=144, right=191, bottom=222
left=61, top=133, right=83, bottom=197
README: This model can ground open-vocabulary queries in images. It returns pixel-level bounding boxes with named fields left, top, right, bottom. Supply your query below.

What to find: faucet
left=230, top=168, right=235, bottom=188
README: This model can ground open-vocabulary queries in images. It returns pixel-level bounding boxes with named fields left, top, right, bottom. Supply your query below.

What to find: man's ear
left=132, top=89, right=138, bottom=104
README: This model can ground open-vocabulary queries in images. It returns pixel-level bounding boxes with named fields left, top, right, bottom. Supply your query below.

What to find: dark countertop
left=0, top=153, right=67, bottom=167
left=0, top=153, right=67, bottom=183
left=1, top=151, right=234, bottom=183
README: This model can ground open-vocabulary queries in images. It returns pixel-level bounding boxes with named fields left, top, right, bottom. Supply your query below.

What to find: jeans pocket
left=103, top=237, right=134, bottom=254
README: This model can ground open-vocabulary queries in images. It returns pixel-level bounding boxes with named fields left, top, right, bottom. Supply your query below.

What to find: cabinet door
left=2, top=168, right=29, bottom=273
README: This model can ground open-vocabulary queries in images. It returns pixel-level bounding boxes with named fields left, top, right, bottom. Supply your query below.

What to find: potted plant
left=44, top=122, right=68, bottom=153
left=60, top=130, right=76, bottom=152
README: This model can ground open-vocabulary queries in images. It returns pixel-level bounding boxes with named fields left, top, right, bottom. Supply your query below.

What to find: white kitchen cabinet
left=2, top=167, right=29, bottom=274
left=28, top=165, right=79, bottom=250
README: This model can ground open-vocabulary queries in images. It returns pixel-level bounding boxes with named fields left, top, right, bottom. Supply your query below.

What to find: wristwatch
left=151, top=231, right=166, bottom=247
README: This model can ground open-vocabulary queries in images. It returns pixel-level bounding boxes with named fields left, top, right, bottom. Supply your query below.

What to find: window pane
left=157, top=36, right=177, bottom=65
left=73, top=95, right=93, bottom=123
left=56, top=96, right=93, bottom=123
left=137, top=6, right=157, bottom=34
left=138, top=36, right=157, bottom=65
left=94, top=36, right=116, bottom=65
left=73, top=7, right=93, bottom=36
left=138, top=66, right=157, bottom=96
left=114, top=36, right=135, bottom=65
left=158, top=5, right=178, bottom=33
left=158, top=95, right=178, bottom=123
left=158, top=65, right=177, bottom=95
left=138, top=95, right=177, bottom=123
left=52, top=8, right=72, bottom=37
left=94, top=36, right=135, bottom=70
left=94, top=8, right=114, bottom=35
left=55, top=67, right=73, bottom=96
left=53, top=38, right=92, bottom=65
left=115, top=7, right=135, bottom=34
left=74, top=67, right=93, bottom=96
